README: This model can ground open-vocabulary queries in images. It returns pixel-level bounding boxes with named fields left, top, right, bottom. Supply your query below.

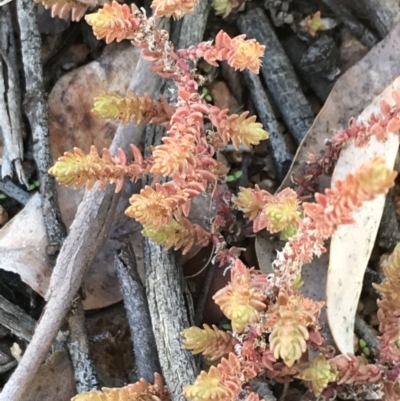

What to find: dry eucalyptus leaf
left=86, top=303, right=135, bottom=387
left=21, top=351, right=76, bottom=401
left=0, top=193, right=50, bottom=297
left=327, top=78, right=400, bottom=354
left=279, top=21, right=400, bottom=191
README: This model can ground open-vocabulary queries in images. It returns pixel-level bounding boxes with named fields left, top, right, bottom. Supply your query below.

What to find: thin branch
left=237, top=8, right=314, bottom=144
left=0, top=294, right=36, bottom=343
left=144, top=241, right=199, bottom=401
left=67, top=298, right=100, bottom=392
left=242, top=70, right=293, bottom=181
left=0, top=360, right=17, bottom=374
left=250, top=380, right=277, bottom=401
left=0, top=6, right=26, bottom=185
left=0, top=175, right=31, bottom=205
left=354, top=313, right=379, bottom=352
left=15, top=0, right=67, bottom=264
left=194, top=260, right=217, bottom=326
left=356, top=0, right=399, bottom=38
left=15, top=0, right=100, bottom=394
left=115, top=241, right=160, bottom=383
left=139, top=4, right=210, bottom=398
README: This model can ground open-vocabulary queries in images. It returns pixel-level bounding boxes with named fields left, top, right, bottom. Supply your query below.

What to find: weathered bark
left=357, top=0, right=400, bottom=38
left=242, top=70, right=292, bottom=180
left=16, top=0, right=67, bottom=263
left=67, top=299, right=100, bottom=392
left=354, top=313, right=379, bottom=352
left=0, top=173, right=31, bottom=205
left=238, top=8, right=314, bottom=144
left=0, top=360, right=17, bottom=374
left=0, top=6, right=26, bottom=185
left=144, top=242, right=199, bottom=401
left=115, top=241, right=160, bottom=383
left=377, top=194, right=400, bottom=251
left=0, top=294, right=36, bottom=343
left=281, top=35, right=334, bottom=103
left=16, top=0, right=100, bottom=393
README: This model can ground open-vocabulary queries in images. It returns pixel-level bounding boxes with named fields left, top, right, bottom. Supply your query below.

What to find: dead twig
left=0, top=360, right=17, bottom=374
left=144, top=242, right=199, bottom=401
left=140, top=4, right=209, bottom=399
left=0, top=176, right=31, bottom=205
left=238, top=8, right=314, bottom=144
left=250, top=380, right=277, bottom=401
left=377, top=193, right=400, bottom=251
left=0, top=294, right=36, bottom=343
left=356, top=0, right=400, bottom=38
left=15, top=0, right=67, bottom=264
left=281, top=35, right=333, bottom=102
left=67, top=298, right=100, bottom=392
left=115, top=241, right=160, bottom=383
left=0, top=6, right=26, bottom=186
left=354, top=313, right=379, bottom=352
left=15, top=0, right=100, bottom=394
left=242, top=70, right=293, bottom=181
left=194, top=259, right=217, bottom=326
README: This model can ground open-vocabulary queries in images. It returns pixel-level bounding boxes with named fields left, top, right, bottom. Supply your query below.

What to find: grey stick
left=238, top=8, right=314, bottom=144
left=115, top=241, right=160, bottom=383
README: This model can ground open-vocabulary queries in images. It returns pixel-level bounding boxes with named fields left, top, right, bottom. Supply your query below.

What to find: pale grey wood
left=238, top=8, right=314, bottom=144
left=15, top=0, right=67, bottom=264
left=357, top=0, right=400, bottom=38
left=243, top=70, right=292, bottom=180
left=144, top=243, right=199, bottom=401
left=115, top=241, right=160, bottom=383
left=67, top=299, right=99, bottom=392
left=0, top=294, right=36, bottom=343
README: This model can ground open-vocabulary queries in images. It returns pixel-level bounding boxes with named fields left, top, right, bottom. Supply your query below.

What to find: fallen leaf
left=327, top=78, right=400, bottom=354
left=21, top=351, right=76, bottom=401
left=0, top=193, right=50, bottom=297
left=86, top=303, right=135, bottom=387
left=279, top=21, right=400, bottom=191
left=209, top=80, right=240, bottom=113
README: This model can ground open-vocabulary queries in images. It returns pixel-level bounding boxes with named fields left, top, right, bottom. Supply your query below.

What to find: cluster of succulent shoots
left=49, top=0, right=268, bottom=257
left=35, top=0, right=244, bottom=22
left=72, top=373, right=170, bottom=401
left=45, top=0, right=400, bottom=399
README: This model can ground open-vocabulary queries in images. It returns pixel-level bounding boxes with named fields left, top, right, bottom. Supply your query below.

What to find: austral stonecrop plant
left=45, top=0, right=400, bottom=399
left=181, top=91, right=400, bottom=401
left=49, top=0, right=268, bottom=256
